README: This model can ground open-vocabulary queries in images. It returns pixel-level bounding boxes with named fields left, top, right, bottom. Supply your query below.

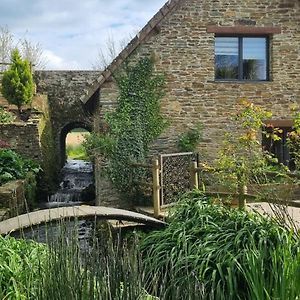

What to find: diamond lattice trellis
left=160, top=152, right=198, bottom=205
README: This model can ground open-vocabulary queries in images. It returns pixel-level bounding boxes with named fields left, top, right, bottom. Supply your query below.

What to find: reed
left=140, top=190, right=300, bottom=299
left=2, top=192, right=300, bottom=299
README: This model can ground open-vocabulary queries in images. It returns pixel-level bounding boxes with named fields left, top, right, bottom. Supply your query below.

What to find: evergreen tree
left=1, top=49, right=33, bottom=114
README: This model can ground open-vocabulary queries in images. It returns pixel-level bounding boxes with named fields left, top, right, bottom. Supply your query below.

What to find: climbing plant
left=85, top=57, right=167, bottom=198
left=1, top=48, right=33, bottom=114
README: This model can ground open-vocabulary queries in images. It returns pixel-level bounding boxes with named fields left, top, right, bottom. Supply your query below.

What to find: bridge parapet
left=0, top=206, right=166, bottom=235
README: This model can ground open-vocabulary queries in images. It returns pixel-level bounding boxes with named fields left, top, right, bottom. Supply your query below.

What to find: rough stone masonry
left=96, top=0, right=300, bottom=160
left=89, top=0, right=299, bottom=207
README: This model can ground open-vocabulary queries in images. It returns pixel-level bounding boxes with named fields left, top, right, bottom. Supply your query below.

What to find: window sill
left=207, top=80, right=272, bottom=84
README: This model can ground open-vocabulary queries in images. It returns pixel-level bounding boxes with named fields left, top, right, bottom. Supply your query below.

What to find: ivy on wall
left=85, top=57, right=167, bottom=198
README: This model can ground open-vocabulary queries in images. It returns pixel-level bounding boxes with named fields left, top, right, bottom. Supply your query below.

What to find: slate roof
left=80, top=0, right=183, bottom=104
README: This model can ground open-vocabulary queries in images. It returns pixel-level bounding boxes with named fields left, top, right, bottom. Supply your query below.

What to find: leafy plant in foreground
left=0, top=235, right=47, bottom=300
left=140, top=190, right=300, bottom=299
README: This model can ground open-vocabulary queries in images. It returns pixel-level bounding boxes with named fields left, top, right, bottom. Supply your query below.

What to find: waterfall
left=46, top=159, right=95, bottom=208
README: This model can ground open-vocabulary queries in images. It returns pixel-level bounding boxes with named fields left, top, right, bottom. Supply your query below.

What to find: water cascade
left=46, top=159, right=95, bottom=208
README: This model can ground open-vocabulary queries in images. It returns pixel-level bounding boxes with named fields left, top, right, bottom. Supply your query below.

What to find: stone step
left=0, top=96, right=9, bottom=108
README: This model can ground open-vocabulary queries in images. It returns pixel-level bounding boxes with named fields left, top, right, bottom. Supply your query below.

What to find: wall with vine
left=85, top=57, right=167, bottom=203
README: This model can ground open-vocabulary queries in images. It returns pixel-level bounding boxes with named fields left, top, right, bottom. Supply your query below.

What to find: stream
left=14, top=159, right=96, bottom=245
left=46, top=159, right=95, bottom=208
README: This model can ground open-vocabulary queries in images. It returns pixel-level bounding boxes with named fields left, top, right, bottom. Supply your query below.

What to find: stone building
left=81, top=0, right=300, bottom=205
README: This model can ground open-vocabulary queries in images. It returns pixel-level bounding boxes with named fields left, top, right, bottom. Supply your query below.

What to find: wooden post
left=191, top=161, right=199, bottom=190
left=152, top=159, right=160, bottom=218
left=238, top=182, right=247, bottom=209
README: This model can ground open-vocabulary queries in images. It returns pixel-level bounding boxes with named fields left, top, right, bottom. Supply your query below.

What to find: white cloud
left=43, top=49, right=80, bottom=70
left=0, top=0, right=167, bottom=70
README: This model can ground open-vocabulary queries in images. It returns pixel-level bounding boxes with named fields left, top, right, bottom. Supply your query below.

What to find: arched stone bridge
left=35, top=70, right=101, bottom=166
left=0, top=206, right=166, bottom=235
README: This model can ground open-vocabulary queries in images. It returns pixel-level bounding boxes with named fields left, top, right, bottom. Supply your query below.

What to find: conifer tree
left=1, top=49, right=33, bottom=114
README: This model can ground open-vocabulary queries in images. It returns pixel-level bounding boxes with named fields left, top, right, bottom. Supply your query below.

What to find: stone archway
left=60, top=121, right=92, bottom=166
left=34, top=70, right=100, bottom=167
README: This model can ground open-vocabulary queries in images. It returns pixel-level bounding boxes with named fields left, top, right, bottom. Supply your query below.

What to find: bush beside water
left=1, top=191, right=300, bottom=299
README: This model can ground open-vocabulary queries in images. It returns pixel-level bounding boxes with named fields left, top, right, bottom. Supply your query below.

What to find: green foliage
left=140, top=190, right=300, bottom=299
left=2, top=195, right=300, bottom=299
left=2, top=223, right=167, bottom=299
left=215, top=99, right=276, bottom=190
left=177, top=123, right=202, bottom=152
left=85, top=57, right=167, bottom=197
left=287, top=105, right=300, bottom=170
left=66, top=144, right=88, bottom=160
left=1, top=49, right=34, bottom=113
left=38, top=116, right=59, bottom=197
left=0, top=149, right=40, bottom=185
left=24, top=172, right=38, bottom=209
left=0, top=106, right=15, bottom=123
left=0, top=235, right=47, bottom=300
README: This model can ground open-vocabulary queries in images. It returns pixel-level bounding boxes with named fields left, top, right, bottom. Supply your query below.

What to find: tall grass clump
left=0, top=235, right=47, bottom=300
left=140, top=190, right=300, bottom=299
left=33, top=220, right=157, bottom=300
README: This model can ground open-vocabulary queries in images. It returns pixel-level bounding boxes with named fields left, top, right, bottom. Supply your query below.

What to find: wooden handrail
left=130, top=162, right=152, bottom=169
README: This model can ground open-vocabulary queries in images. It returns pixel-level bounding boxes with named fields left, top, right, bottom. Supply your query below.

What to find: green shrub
left=84, top=57, right=167, bottom=200
left=140, top=191, right=300, bottom=299
left=66, top=144, right=88, bottom=160
left=0, top=149, right=40, bottom=185
left=1, top=49, right=34, bottom=114
left=178, top=123, right=202, bottom=152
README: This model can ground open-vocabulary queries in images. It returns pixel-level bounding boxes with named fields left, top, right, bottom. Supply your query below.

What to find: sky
left=0, top=0, right=167, bottom=70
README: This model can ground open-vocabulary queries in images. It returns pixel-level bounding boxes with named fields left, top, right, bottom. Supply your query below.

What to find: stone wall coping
left=0, top=180, right=24, bottom=193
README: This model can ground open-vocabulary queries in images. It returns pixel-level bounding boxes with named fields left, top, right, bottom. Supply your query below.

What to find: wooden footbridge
left=0, top=206, right=166, bottom=235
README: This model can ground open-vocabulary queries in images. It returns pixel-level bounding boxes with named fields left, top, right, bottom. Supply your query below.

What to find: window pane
left=243, top=38, right=267, bottom=80
left=215, top=37, right=239, bottom=80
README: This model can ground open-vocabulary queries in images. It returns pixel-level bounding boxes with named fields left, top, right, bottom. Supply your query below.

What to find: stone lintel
left=264, top=119, right=293, bottom=127
left=206, top=26, right=282, bottom=35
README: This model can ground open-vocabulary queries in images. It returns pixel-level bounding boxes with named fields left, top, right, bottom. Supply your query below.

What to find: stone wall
left=0, top=121, right=42, bottom=160
left=0, top=180, right=26, bottom=221
left=0, top=94, right=57, bottom=196
left=98, top=0, right=300, bottom=160
left=35, top=70, right=101, bottom=166
left=93, top=0, right=299, bottom=207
